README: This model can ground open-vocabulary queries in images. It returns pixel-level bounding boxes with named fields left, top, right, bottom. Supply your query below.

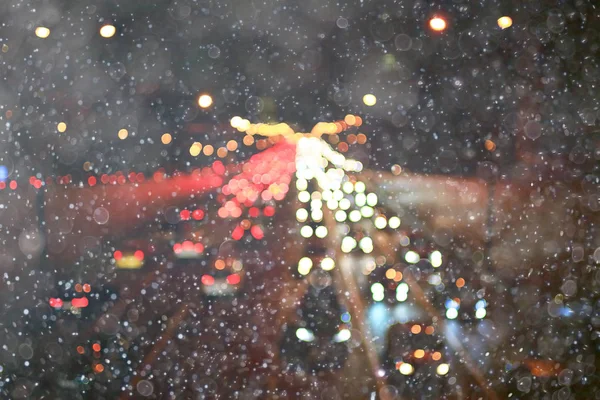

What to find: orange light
left=215, top=259, right=226, bottom=270
left=92, top=343, right=101, bottom=352
left=94, top=364, right=104, bottom=373
left=161, top=133, right=172, bottom=144
left=393, top=271, right=403, bottom=282
left=432, top=351, right=442, bottom=361
left=456, top=278, right=465, bottom=288
left=429, top=16, right=447, bottom=32
left=76, top=346, right=85, bottom=354
left=485, top=139, right=496, bottom=151
left=385, top=269, right=396, bottom=280
left=75, top=283, right=83, bottom=293
left=425, top=326, right=435, bottom=335
left=414, top=349, right=425, bottom=359
left=411, top=325, right=422, bottom=334
left=83, top=284, right=91, bottom=293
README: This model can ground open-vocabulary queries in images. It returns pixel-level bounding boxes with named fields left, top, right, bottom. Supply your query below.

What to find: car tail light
left=201, top=275, right=215, bottom=286
left=226, top=274, right=241, bottom=285
left=49, top=298, right=64, bottom=308
left=134, top=250, right=144, bottom=260
left=113, top=250, right=123, bottom=260
left=71, top=297, right=89, bottom=308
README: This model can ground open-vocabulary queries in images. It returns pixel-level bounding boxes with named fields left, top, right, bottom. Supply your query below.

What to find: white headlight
left=296, top=328, right=315, bottom=342
left=436, top=363, right=450, bottom=376
left=399, top=363, right=414, bottom=375
left=333, top=328, right=351, bottom=343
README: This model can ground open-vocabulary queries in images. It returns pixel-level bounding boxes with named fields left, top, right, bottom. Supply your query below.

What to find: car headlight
left=436, top=363, right=450, bottom=376
left=296, top=328, right=315, bottom=342
left=333, top=328, right=351, bottom=343
left=399, top=363, right=414, bottom=375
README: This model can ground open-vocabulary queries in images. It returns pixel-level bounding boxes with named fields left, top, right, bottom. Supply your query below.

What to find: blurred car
left=112, top=238, right=151, bottom=270
left=382, top=322, right=452, bottom=398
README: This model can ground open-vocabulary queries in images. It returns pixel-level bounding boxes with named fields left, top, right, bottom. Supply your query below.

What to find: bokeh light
left=198, top=94, right=213, bottom=108
left=118, top=129, right=128, bottom=140
left=57, top=122, right=67, bottom=133
left=35, top=27, right=50, bottom=38
left=161, top=133, right=172, bottom=144
left=362, top=94, right=377, bottom=106
left=429, top=17, right=447, bottom=32
left=99, top=24, right=116, bottom=38
left=497, top=16, right=513, bottom=29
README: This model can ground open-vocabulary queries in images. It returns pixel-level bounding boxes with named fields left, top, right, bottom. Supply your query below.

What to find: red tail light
left=201, top=275, right=215, bottom=286
left=194, top=243, right=204, bottom=253
left=49, top=298, right=64, bottom=308
left=250, top=225, right=264, bottom=240
left=113, top=250, right=123, bottom=260
left=192, top=209, right=205, bottom=220
left=227, top=274, right=241, bottom=285
left=182, top=241, right=194, bottom=251
left=180, top=209, right=191, bottom=220
left=134, top=250, right=144, bottom=260
left=173, top=243, right=182, bottom=253
left=71, top=297, right=89, bottom=308
left=231, top=225, right=244, bottom=241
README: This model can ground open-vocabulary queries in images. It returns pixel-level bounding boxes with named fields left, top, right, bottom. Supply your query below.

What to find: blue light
left=475, top=299, right=487, bottom=310
left=341, top=312, right=351, bottom=323
left=445, top=299, right=459, bottom=309
left=0, top=165, right=7, bottom=181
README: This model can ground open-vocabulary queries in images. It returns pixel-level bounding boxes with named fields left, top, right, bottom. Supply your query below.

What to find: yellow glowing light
left=411, top=325, right=422, bottom=334
left=399, top=363, right=414, bottom=375
left=362, top=94, right=377, bottom=106
left=198, top=94, right=213, bottom=108
left=436, top=363, right=450, bottom=376
left=35, top=27, right=51, bottom=39
left=161, top=133, right=172, bottom=144
left=203, top=144, right=214, bottom=156
left=118, top=129, right=128, bottom=140
left=99, top=24, right=116, bottom=38
left=57, top=122, right=67, bottom=133
left=320, top=257, right=335, bottom=271
left=298, top=257, right=313, bottom=276
left=497, top=16, right=513, bottom=29
left=429, top=17, right=447, bottom=32
left=230, top=116, right=243, bottom=128
left=385, top=269, right=396, bottom=280
left=344, top=114, right=356, bottom=125
left=243, top=135, right=254, bottom=146
left=388, top=216, right=401, bottom=229
left=189, top=142, right=202, bottom=156
left=414, top=349, right=425, bottom=359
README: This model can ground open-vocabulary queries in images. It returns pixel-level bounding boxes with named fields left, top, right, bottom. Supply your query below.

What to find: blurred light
left=397, top=282, right=409, bottom=293
left=371, top=283, right=384, bottom=294
left=250, top=225, right=264, bottom=240
left=215, top=259, right=225, bottom=270
left=296, top=178, right=308, bottom=191
left=342, top=181, right=354, bottom=194
left=426, top=326, right=435, bottom=335
left=485, top=139, right=496, bottom=151
left=35, top=27, right=50, bottom=38
left=201, top=275, right=215, bottom=286
left=192, top=209, right=205, bottom=220
left=57, top=122, right=67, bottom=132
left=475, top=299, right=487, bottom=310
left=359, top=236, right=374, bottom=253
left=226, top=140, right=238, bottom=151
left=366, top=193, right=378, bottom=206
left=226, top=274, right=241, bottom=285
left=189, top=142, right=202, bottom=156
left=446, top=308, right=458, bottom=319
left=399, top=363, right=414, bottom=375
left=134, top=250, right=144, bottom=260
left=311, top=209, right=324, bottom=222
left=429, top=16, right=447, bottom=32
left=362, top=94, right=377, bottom=106
left=298, top=191, right=310, bottom=203
left=300, top=225, right=313, bottom=238
left=355, top=193, right=366, bottom=207
left=388, top=216, right=401, bottom=229
left=456, top=278, right=465, bottom=288
left=339, top=198, right=351, bottom=210
left=83, top=284, right=91, bottom=293
left=296, top=328, right=315, bottom=342
left=428, top=274, right=442, bottom=286
left=341, top=312, right=351, bottom=323
left=349, top=210, right=361, bottom=222
left=320, top=257, right=335, bottom=271
left=333, top=329, right=351, bottom=343
left=374, top=216, right=387, bottom=229
left=396, top=290, right=408, bottom=302
left=475, top=308, right=487, bottom=319
left=92, top=343, right=101, bottom=352
left=334, top=210, right=347, bottom=222
left=432, top=351, right=442, bottom=361
left=497, top=16, right=513, bottom=29
left=161, top=133, right=172, bottom=144
left=49, top=298, right=63, bottom=308
left=414, top=349, right=425, bottom=359
left=315, top=225, right=328, bottom=238
left=372, top=291, right=384, bottom=302
left=298, top=257, right=313, bottom=275
left=94, top=364, right=105, bottom=373
left=118, top=129, right=128, bottom=140
left=354, top=181, right=366, bottom=193
left=430, top=250, right=443, bottom=268
left=99, top=24, right=116, bottom=38
left=360, top=206, right=374, bottom=218
left=411, top=325, right=422, bottom=334
left=198, top=94, right=213, bottom=108
left=405, top=251, right=420, bottom=264
left=385, top=269, right=396, bottom=280
left=436, top=363, right=450, bottom=376
left=296, top=208, right=308, bottom=222
left=203, top=144, right=214, bottom=156
left=341, top=236, right=357, bottom=253
left=71, top=297, right=89, bottom=308
left=113, top=251, right=123, bottom=260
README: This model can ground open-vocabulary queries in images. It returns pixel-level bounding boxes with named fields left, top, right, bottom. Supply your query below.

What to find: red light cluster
left=29, top=176, right=43, bottom=188
left=173, top=241, right=205, bottom=254
left=113, top=250, right=144, bottom=260
left=180, top=208, right=205, bottom=221
left=201, top=275, right=215, bottom=286
left=49, top=297, right=89, bottom=308
left=226, top=274, right=241, bottom=285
